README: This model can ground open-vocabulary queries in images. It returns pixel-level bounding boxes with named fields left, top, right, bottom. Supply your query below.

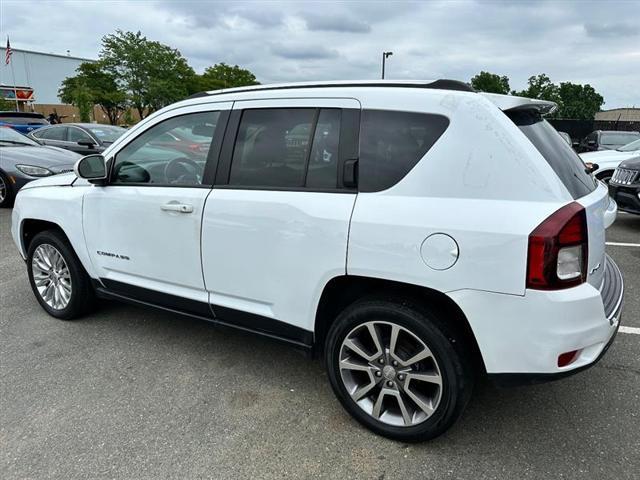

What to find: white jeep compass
left=10, top=80, right=624, bottom=441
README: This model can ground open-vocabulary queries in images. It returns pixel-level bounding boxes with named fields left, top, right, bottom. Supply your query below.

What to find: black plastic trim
left=202, top=109, right=231, bottom=185
left=95, top=278, right=314, bottom=351
left=214, top=109, right=242, bottom=185
left=187, top=79, right=475, bottom=99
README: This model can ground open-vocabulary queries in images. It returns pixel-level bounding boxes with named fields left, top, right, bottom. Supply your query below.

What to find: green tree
left=512, top=73, right=561, bottom=104
left=555, top=82, right=604, bottom=119
left=470, top=71, right=510, bottom=94
left=100, top=30, right=195, bottom=119
left=59, top=61, right=127, bottom=125
left=0, top=96, right=15, bottom=110
left=58, top=77, right=93, bottom=122
left=193, top=63, right=259, bottom=92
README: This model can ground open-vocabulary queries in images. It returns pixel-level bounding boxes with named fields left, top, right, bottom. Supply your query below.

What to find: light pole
left=381, top=51, right=393, bottom=79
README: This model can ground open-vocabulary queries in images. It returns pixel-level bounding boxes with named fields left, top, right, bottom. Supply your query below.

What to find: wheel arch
left=21, top=218, right=72, bottom=254
left=314, top=275, right=486, bottom=375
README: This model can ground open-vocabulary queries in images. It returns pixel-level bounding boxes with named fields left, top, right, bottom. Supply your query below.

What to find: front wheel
left=325, top=298, right=474, bottom=442
left=0, top=171, right=14, bottom=208
left=27, top=230, right=95, bottom=320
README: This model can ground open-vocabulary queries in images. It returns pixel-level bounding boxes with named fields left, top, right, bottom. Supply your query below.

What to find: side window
left=68, top=127, right=93, bottom=143
left=229, top=109, right=315, bottom=188
left=112, top=111, right=220, bottom=186
left=359, top=110, right=450, bottom=192
left=306, top=109, right=342, bottom=189
left=38, top=127, right=67, bottom=141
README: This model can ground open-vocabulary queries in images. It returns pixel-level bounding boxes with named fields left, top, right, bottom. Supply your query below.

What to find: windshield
left=617, top=138, right=640, bottom=152
left=0, top=127, right=40, bottom=146
left=507, top=110, right=597, bottom=199
left=85, top=125, right=126, bottom=143
left=0, top=114, right=48, bottom=125
left=601, top=132, right=640, bottom=147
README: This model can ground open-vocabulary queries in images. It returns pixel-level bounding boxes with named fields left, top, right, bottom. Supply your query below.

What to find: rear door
left=201, top=98, right=360, bottom=336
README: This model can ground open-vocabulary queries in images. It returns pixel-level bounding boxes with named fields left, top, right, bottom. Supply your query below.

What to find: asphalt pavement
left=1, top=208, right=638, bottom=480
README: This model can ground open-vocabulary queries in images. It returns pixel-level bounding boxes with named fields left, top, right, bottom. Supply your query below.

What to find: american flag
left=5, top=37, right=12, bottom=65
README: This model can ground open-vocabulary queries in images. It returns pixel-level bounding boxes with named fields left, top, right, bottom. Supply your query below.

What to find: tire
left=27, top=230, right=95, bottom=320
left=0, top=170, right=14, bottom=208
left=596, top=171, right=613, bottom=184
left=325, top=297, right=474, bottom=442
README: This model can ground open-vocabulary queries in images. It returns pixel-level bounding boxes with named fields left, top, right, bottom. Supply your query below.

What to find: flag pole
left=9, top=59, right=19, bottom=111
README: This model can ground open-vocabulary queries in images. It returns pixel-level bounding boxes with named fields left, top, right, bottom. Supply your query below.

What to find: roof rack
left=186, top=79, right=475, bottom=100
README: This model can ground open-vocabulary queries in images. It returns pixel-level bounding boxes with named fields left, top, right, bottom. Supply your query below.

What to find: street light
left=381, top=51, right=393, bottom=79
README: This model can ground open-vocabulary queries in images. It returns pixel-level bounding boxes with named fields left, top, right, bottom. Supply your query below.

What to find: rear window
left=601, top=132, right=640, bottom=148
left=359, top=110, right=449, bottom=192
left=508, top=110, right=597, bottom=199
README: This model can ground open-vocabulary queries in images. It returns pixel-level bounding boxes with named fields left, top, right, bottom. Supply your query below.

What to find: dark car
left=28, top=123, right=126, bottom=155
left=608, top=155, right=640, bottom=215
left=0, top=111, right=49, bottom=134
left=579, top=130, right=640, bottom=153
left=0, top=126, right=80, bottom=207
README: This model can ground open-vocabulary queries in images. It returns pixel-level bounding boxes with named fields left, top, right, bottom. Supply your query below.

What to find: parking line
left=606, top=242, right=640, bottom=247
left=620, top=326, right=640, bottom=335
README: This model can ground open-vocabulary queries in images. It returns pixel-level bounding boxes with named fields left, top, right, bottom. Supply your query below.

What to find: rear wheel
left=325, top=297, right=474, bottom=442
left=27, top=230, right=95, bottom=320
left=0, top=171, right=14, bottom=208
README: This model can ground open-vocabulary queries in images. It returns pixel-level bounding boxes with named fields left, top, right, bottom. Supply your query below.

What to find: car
left=0, top=126, right=80, bottom=207
left=28, top=123, right=127, bottom=155
left=10, top=80, right=623, bottom=442
left=0, top=111, right=49, bottom=134
left=608, top=155, right=640, bottom=215
left=580, top=138, right=640, bottom=183
left=558, top=131, right=572, bottom=146
left=578, top=130, right=640, bottom=153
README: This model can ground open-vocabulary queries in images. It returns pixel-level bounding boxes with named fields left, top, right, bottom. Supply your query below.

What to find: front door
left=83, top=103, right=232, bottom=313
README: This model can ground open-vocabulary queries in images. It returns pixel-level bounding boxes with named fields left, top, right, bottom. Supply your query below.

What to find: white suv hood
left=20, top=172, right=77, bottom=190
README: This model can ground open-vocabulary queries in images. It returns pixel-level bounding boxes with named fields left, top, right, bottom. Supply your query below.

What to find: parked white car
left=10, top=80, right=624, bottom=442
left=581, top=138, right=640, bottom=183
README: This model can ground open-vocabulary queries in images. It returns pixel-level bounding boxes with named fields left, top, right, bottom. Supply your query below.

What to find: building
left=595, top=108, right=640, bottom=122
left=0, top=47, right=112, bottom=122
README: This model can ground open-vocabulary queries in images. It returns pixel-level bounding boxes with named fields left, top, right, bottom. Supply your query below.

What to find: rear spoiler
left=480, top=92, right=557, bottom=115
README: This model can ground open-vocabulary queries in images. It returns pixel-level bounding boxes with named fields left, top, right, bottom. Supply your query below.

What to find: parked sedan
left=578, top=130, right=640, bottom=153
left=29, top=123, right=126, bottom=155
left=0, top=127, right=80, bottom=207
left=581, top=138, right=640, bottom=183
left=0, top=111, right=49, bottom=134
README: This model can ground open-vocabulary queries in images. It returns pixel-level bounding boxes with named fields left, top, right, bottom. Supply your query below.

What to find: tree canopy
left=100, top=30, right=196, bottom=119
left=470, top=71, right=510, bottom=94
left=59, top=62, right=126, bottom=124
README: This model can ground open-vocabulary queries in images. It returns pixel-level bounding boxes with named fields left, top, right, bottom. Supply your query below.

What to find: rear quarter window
left=359, top=110, right=449, bottom=192
left=508, top=110, right=597, bottom=199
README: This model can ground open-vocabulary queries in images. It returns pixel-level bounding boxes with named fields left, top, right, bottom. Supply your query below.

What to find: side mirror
left=587, top=140, right=597, bottom=147
left=74, top=154, right=107, bottom=184
left=78, top=140, right=97, bottom=148
left=584, top=162, right=599, bottom=174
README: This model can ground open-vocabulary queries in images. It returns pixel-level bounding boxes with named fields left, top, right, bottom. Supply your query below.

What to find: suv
left=0, top=111, right=49, bottom=134
left=608, top=156, right=640, bottom=215
left=10, top=80, right=624, bottom=442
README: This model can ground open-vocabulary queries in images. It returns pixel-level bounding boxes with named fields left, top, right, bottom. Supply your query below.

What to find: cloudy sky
left=1, top=0, right=638, bottom=108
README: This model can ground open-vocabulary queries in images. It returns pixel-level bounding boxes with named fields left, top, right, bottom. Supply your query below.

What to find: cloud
left=585, top=22, right=640, bottom=38
left=0, top=0, right=638, bottom=108
left=271, top=44, right=339, bottom=60
left=303, top=13, right=371, bottom=33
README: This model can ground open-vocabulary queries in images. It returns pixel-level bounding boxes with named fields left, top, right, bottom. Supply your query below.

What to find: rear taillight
left=527, top=202, right=588, bottom=290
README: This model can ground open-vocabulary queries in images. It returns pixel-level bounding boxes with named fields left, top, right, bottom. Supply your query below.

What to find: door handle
left=161, top=203, right=194, bottom=213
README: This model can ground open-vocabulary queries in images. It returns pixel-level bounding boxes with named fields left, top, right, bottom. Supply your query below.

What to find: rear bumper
left=449, top=255, right=624, bottom=382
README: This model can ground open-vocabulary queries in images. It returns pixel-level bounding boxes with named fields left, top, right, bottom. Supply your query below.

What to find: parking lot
left=0, top=208, right=638, bottom=479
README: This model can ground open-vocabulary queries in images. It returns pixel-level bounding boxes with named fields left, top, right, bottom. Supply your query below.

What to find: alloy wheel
left=338, top=321, right=443, bottom=427
left=31, top=244, right=72, bottom=310
left=0, top=175, right=6, bottom=203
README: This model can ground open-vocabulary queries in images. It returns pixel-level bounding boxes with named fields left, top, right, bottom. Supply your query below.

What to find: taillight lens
left=527, top=202, right=588, bottom=290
